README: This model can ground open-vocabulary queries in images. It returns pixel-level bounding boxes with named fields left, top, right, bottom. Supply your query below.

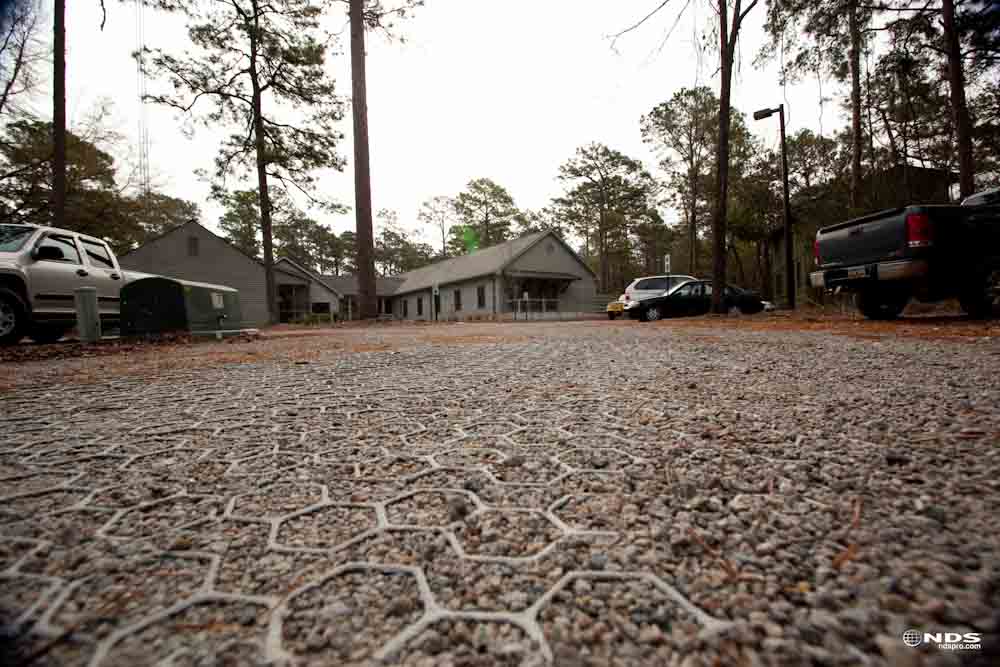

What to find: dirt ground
left=1, top=311, right=997, bottom=394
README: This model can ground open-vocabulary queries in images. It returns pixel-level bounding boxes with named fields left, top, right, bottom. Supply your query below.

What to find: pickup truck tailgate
left=817, top=207, right=906, bottom=267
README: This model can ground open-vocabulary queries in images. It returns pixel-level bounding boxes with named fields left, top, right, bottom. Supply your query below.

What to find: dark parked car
left=810, top=189, right=1000, bottom=319
left=624, top=280, right=764, bottom=321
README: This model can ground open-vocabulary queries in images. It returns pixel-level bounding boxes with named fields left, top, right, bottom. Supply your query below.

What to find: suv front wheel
left=0, top=287, right=27, bottom=345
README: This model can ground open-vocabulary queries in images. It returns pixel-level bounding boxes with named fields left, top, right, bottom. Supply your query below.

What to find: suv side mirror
left=34, top=245, right=65, bottom=262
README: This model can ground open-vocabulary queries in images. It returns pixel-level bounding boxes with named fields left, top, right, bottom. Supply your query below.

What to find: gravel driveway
left=1, top=319, right=998, bottom=666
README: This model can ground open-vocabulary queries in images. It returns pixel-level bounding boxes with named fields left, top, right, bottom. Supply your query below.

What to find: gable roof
left=274, top=257, right=343, bottom=299
left=119, top=220, right=260, bottom=265
left=391, top=230, right=595, bottom=296
left=319, top=274, right=405, bottom=297
left=119, top=220, right=329, bottom=286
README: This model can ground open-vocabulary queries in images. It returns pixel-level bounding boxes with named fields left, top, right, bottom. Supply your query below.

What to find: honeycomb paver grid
left=1, top=321, right=998, bottom=665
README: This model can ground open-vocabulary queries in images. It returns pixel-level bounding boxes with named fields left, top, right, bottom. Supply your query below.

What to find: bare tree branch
left=610, top=0, right=674, bottom=50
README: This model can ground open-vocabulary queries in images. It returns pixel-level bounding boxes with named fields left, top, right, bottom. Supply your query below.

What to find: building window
left=454, top=289, right=462, bottom=311
left=477, top=285, right=486, bottom=308
left=403, top=300, right=408, bottom=317
left=188, top=236, right=199, bottom=257
left=417, top=297, right=423, bottom=316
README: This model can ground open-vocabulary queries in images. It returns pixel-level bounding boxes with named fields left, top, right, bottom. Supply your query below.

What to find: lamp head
left=753, top=108, right=775, bottom=121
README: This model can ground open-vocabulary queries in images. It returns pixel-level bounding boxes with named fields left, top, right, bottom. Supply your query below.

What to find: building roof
left=274, top=257, right=343, bottom=299
left=119, top=220, right=339, bottom=292
left=319, top=274, right=405, bottom=297
left=390, top=230, right=594, bottom=295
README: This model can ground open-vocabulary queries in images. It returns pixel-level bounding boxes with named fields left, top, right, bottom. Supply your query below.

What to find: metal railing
left=504, top=299, right=596, bottom=320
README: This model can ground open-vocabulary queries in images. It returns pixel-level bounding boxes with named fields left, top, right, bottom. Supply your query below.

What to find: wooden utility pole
left=779, top=105, right=795, bottom=310
left=52, top=0, right=66, bottom=228
left=350, top=0, right=377, bottom=320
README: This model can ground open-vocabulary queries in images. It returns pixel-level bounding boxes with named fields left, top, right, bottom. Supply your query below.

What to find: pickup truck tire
left=959, top=269, right=1000, bottom=319
left=0, top=287, right=27, bottom=345
left=28, top=325, right=69, bottom=344
left=856, top=287, right=909, bottom=320
left=607, top=312, right=618, bottom=320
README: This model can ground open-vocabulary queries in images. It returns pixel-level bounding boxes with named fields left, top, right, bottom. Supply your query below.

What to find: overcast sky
left=60, top=0, right=841, bottom=241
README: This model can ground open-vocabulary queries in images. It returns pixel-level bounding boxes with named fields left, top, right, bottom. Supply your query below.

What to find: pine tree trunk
left=941, top=0, right=975, bottom=198
left=350, top=0, right=377, bottom=319
left=52, top=0, right=66, bottom=228
left=730, top=241, right=746, bottom=286
left=688, top=189, right=697, bottom=274
left=598, top=209, right=608, bottom=293
left=711, top=5, right=733, bottom=314
left=848, top=2, right=863, bottom=212
left=249, top=0, right=277, bottom=324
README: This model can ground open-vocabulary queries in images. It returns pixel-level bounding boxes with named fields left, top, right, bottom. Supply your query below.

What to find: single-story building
left=387, top=230, right=597, bottom=321
left=121, top=226, right=596, bottom=325
left=118, top=221, right=342, bottom=327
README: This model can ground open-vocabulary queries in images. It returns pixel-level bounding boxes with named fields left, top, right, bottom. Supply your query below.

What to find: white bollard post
left=74, top=287, right=101, bottom=343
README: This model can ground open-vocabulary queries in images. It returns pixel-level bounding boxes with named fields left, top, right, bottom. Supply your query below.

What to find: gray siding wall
left=563, top=274, right=598, bottom=310
left=507, top=239, right=597, bottom=310
left=118, top=224, right=270, bottom=327
left=395, top=277, right=498, bottom=321
left=276, top=262, right=339, bottom=312
left=314, top=285, right=341, bottom=312
left=509, top=237, right=589, bottom=276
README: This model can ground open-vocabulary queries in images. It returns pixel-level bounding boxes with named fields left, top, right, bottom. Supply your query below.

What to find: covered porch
left=501, top=271, right=580, bottom=319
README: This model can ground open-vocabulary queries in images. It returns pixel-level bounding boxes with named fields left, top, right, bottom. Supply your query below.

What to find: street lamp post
left=753, top=104, right=795, bottom=310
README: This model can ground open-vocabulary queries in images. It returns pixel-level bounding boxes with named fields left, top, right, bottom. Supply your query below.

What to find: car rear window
left=82, top=239, right=115, bottom=269
left=636, top=278, right=668, bottom=290
left=0, top=225, right=35, bottom=252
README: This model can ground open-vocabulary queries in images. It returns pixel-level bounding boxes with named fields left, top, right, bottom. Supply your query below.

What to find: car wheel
left=959, top=269, right=1000, bottom=319
left=0, top=287, right=27, bottom=346
left=28, top=325, right=69, bottom=344
left=727, top=305, right=741, bottom=316
left=646, top=306, right=662, bottom=322
left=856, top=287, right=909, bottom=320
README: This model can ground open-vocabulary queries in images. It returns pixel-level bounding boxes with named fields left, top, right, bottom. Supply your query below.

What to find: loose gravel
left=0, top=319, right=998, bottom=666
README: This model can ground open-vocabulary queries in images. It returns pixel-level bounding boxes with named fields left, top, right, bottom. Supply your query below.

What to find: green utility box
left=120, top=276, right=243, bottom=336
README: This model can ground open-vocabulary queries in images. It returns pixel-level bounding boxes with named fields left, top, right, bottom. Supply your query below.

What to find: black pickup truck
left=809, top=188, right=1000, bottom=319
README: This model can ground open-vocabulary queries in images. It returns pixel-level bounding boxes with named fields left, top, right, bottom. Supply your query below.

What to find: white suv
left=624, top=274, right=697, bottom=304
left=0, top=224, right=133, bottom=344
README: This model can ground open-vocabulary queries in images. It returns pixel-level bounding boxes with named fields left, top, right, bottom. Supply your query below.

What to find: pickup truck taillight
left=906, top=213, right=933, bottom=248
left=814, top=238, right=821, bottom=266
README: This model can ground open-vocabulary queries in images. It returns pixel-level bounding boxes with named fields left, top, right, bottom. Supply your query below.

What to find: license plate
left=607, top=302, right=623, bottom=312
left=847, top=267, right=868, bottom=280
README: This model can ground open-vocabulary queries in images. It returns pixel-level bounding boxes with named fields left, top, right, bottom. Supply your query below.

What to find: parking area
left=1, top=316, right=999, bottom=665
